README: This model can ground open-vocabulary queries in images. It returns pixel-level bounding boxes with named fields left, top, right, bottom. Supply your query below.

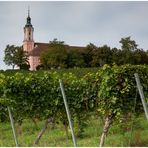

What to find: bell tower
left=23, top=7, right=34, bottom=52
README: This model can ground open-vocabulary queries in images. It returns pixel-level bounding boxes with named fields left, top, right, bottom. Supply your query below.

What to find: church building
left=23, top=9, right=50, bottom=70
left=23, top=9, right=85, bottom=71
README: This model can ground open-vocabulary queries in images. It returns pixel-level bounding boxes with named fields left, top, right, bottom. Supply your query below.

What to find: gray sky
left=0, top=1, right=148, bottom=70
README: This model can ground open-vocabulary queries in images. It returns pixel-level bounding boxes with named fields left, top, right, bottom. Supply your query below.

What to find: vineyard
left=0, top=64, right=148, bottom=146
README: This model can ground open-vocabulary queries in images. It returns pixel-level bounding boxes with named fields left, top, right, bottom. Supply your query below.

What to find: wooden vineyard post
left=7, top=106, right=19, bottom=147
left=134, top=73, right=148, bottom=121
left=59, top=79, right=77, bottom=147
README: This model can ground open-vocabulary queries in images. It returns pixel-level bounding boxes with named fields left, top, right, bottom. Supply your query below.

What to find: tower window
left=29, top=32, right=31, bottom=40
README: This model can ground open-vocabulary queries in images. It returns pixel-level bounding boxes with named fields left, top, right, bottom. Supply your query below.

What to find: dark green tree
left=119, top=36, right=138, bottom=64
left=15, top=46, right=29, bottom=69
left=4, top=45, right=29, bottom=69
left=66, top=49, right=85, bottom=68
left=82, top=43, right=97, bottom=67
left=40, top=39, right=68, bottom=69
left=133, top=49, right=148, bottom=65
left=111, top=48, right=120, bottom=65
left=49, top=38, right=64, bottom=46
left=120, top=36, right=138, bottom=51
left=91, top=45, right=112, bottom=67
left=4, top=45, right=16, bottom=69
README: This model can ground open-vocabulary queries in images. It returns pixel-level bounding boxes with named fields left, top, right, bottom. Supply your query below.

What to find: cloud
left=0, top=1, right=148, bottom=70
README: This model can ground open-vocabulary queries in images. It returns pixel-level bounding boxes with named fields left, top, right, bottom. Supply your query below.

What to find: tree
left=91, top=45, right=112, bottom=67
left=119, top=36, right=138, bottom=51
left=111, top=48, right=121, bottom=65
left=66, top=49, right=85, bottom=68
left=3, top=45, right=29, bottom=69
left=82, top=43, right=97, bottom=67
left=4, top=45, right=16, bottom=69
left=119, top=36, right=138, bottom=64
left=49, top=38, right=64, bottom=46
left=133, top=49, right=148, bottom=65
left=40, top=39, right=68, bottom=69
left=15, top=46, right=29, bottom=69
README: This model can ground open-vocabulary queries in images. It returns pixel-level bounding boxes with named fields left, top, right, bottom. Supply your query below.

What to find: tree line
left=3, top=36, right=148, bottom=70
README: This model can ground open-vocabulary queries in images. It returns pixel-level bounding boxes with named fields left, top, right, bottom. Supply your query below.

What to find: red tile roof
left=29, top=42, right=86, bottom=56
left=29, top=42, right=49, bottom=56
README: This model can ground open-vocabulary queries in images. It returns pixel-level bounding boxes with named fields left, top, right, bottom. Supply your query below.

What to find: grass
left=0, top=114, right=148, bottom=147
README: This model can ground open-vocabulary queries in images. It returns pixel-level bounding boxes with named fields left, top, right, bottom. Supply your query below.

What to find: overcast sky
left=0, top=1, right=148, bottom=70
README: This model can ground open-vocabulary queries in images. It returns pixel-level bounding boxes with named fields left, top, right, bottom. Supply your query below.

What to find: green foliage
left=40, top=39, right=68, bottom=69
left=49, top=38, right=65, bottom=46
left=91, top=45, right=112, bottom=67
left=3, top=45, right=29, bottom=69
left=14, top=47, right=29, bottom=68
left=82, top=43, right=96, bottom=67
left=120, top=36, right=138, bottom=51
left=97, top=64, right=148, bottom=120
left=118, top=36, right=146, bottom=65
left=0, top=69, right=99, bottom=135
left=66, top=49, right=85, bottom=68
left=39, top=37, right=148, bottom=70
left=3, top=45, right=16, bottom=69
left=0, top=65, right=148, bottom=139
left=4, top=37, right=148, bottom=71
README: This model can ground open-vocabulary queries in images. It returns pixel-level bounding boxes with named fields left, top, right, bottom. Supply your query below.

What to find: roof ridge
left=35, top=42, right=49, bottom=44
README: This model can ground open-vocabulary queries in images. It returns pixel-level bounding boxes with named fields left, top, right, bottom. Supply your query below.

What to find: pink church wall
left=23, top=42, right=34, bottom=52
left=29, top=56, right=40, bottom=71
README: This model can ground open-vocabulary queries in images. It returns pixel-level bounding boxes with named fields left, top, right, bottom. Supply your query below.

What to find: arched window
left=29, top=32, right=31, bottom=40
